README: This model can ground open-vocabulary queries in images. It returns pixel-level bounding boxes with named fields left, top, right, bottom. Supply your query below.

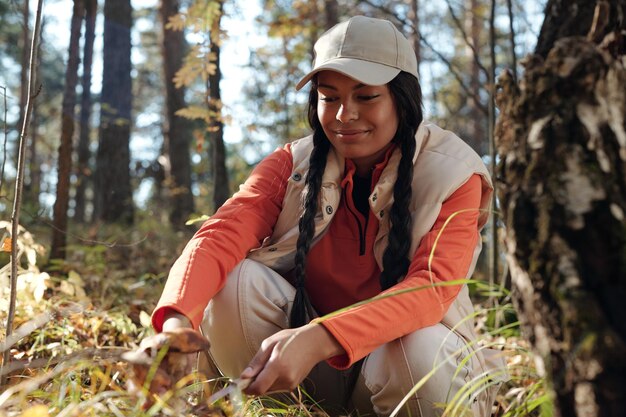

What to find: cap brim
left=295, top=58, right=401, bottom=90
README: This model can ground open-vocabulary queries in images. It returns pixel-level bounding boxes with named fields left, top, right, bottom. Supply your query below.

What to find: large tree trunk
left=495, top=1, right=626, bottom=416
left=159, top=0, right=194, bottom=227
left=94, top=0, right=134, bottom=224
left=208, top=1, right=229, bottom=211
left=50, top=0, right=84, bottom=260
left=75, top=0, right=97, bottom=223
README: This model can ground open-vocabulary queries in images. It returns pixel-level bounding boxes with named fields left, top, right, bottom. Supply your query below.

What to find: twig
left=506, top=0, right=518, bottom=82
left=443, top=0, right=490, bottom=80
left=488, top=0, right=498, bottom=306
left=0, top=304, right=84, bottom=353
left=0, top=86, right=7, bottom=195
left=2, top=0, right=45, bottom=388
left=358, top=0, right=488, bottom=115
left=0, top=347, right=130, bottom=409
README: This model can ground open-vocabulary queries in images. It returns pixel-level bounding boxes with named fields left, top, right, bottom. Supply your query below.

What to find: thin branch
left=443, top=0, right=490, bottom=80
left=1, top=0, right=44, bottom=388
left=0, top=87, right=7, bottom=195
left=488, top=0, right=498, bottom=305
left=358, top=0, right=488, bottom=115
left=421, top=34, right=488, bottom=115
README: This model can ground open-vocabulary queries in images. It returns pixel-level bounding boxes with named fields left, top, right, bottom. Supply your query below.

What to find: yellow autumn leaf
left=165, top=14, right=185, bottom=31
left=59, top=280, right=75, bottom=296
left=2, top=237, right=11, bottom=252
left=68, top=270, right=84, bottom=287
left=20, top=405, right=49, bottom=417
left=176, top=106, right=211, bottom=121
left=139, top=310, right=152, bottom=328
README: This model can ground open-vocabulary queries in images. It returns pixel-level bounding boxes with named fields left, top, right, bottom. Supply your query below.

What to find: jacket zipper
left=343, top=188, right=367, bottom=256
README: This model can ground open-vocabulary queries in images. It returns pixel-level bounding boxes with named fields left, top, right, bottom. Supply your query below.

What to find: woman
left=153, top=15, right=501, bottom=417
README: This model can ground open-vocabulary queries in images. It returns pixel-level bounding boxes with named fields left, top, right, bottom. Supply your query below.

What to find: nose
left=336, top=101, right=358, bottom=123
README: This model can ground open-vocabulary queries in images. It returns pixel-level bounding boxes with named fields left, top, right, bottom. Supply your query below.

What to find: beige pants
left=201, top=259, right=495, bottom=417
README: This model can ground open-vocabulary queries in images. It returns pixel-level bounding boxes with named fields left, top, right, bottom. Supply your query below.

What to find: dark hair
left=290, top=71, right=423, bottom=328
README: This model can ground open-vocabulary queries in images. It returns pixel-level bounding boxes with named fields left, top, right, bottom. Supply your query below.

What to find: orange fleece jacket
left=153, top=144, right=482, bottom=369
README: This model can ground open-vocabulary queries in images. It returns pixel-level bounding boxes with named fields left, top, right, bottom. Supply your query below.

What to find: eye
left=358, top=94, right=380, bottom=101
left=319, top=96, right=337, bottom=103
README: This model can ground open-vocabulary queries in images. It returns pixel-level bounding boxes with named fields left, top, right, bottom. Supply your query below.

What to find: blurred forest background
left=1, top=0, right=625, bottom=416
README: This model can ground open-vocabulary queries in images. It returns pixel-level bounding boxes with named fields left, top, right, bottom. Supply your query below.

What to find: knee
left=358, top=324, right=477, bottom=417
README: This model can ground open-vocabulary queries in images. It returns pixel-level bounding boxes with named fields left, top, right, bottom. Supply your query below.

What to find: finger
left=243, top=357, right=279, bottom=395
left=240, top=338, right=275, bottom=380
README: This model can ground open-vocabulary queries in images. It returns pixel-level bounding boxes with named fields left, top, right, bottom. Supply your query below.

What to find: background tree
left=74, top=0, right=98, bottom=223
left=207, top=0, right=228, bottom=210
left=166, top=0, right=230, bottom=213
left=159, top=0, right=195, bottom=226
left=50, top=0, right=84, bottom=261
left=18, top=0, right=30, bottom=165
left=94, top=0, right=134, bottom=224
left=495, top=0, right=626, bottom=415
left=241, top=0, right=324, bottom=151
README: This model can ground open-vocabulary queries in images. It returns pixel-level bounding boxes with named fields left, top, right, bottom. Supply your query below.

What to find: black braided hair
left=290, top=72, right=423, bottom=327
left=290, top=86, right=330, bottom=328
left=379, top=72, right=423, bottom=290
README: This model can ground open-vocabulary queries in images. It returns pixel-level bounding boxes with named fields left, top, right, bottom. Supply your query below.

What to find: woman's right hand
left=162, top=311, right=192, bottom=332
left=124, top=311, right=207, bottom=397
left=156, top=311, right=200, bottom=380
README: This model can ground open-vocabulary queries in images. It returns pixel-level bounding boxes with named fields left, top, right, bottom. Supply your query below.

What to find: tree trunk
left=159, top=0, right=194, bottom=227
left=208, top=1, right=229, bottom=211
left=75, top=0, right=97, bottom=223
left=20, top=0, right=38, bottom=204
left=495, top=1, right=626, bottom=415
left=324, top=0, right=338, bottom=29
left=535, top=0, right=613, bottom=58
left=18, top=0, right=30, bottom=168
left=95, top=0, right=134, bottom=224
left=50, top=0, right=84, bottom=261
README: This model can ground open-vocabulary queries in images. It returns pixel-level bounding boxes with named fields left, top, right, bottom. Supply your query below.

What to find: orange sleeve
left=152, top=146, right=293, bottom=331
left=321, top=174, right=483, bottom=369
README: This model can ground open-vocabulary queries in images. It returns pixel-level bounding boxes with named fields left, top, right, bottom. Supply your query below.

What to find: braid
left=290, top=87, right=330, bottom=328
left=290, top=73, right=423, bottom=322
left=379, top=72, right=423, bottom=290
left=379, top=127, right=416, bottom=289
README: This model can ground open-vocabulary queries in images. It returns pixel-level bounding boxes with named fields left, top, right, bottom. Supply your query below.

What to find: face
left=316, top=71, right=399, bottom=175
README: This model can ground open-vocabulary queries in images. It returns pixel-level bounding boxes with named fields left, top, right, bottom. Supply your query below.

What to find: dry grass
left=0, top=223, right=548, bottom=417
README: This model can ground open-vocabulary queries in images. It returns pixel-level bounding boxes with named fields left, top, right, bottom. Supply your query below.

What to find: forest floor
left=0, top=219, right=546, bottom=416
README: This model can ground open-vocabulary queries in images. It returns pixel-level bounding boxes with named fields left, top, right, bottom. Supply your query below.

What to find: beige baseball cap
left=295, top=16, right=418, bottom=90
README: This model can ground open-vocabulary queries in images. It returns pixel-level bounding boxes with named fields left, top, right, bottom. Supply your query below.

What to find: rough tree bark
left=75, top=0, right=97, bottom=223
left=94, top=0, right=134, bottom=224
left=159, top=0, right=194, bottom=227
left=208, top=0, right=229, bottom=211
left=495, top=0, right=626, bottom=415
left=50, top=0, right=84, bottom=260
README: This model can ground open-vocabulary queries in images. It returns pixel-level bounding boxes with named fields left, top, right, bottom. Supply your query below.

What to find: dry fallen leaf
left=2, top=237, right=11, bottom=252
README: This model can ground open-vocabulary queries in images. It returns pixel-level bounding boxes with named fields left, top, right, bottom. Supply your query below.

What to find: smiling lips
left=333, top=129, right=370, bottom=138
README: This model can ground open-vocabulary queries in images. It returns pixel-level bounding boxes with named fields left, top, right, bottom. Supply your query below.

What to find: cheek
left=317, top=104, right=333, bottom=127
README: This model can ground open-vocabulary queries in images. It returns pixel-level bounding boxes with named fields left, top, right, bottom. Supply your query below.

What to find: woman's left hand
left=240, top=323, right=344, bottom=395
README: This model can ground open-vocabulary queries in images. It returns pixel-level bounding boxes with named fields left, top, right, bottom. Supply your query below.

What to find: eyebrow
left=317, top=82, right=368, bottom=91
